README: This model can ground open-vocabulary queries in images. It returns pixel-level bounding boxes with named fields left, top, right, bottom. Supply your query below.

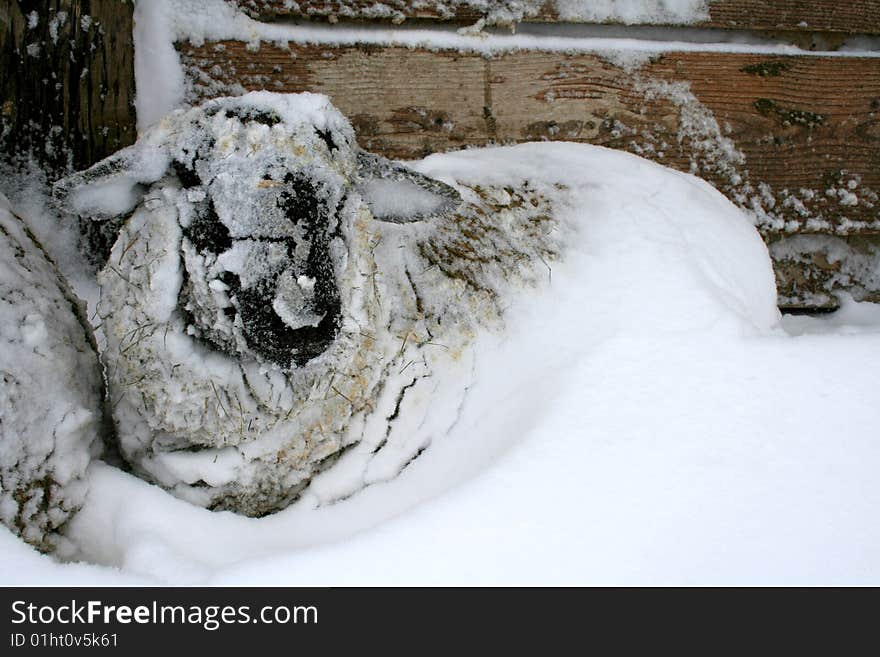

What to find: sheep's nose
left=273, top=271, right=324, bottom=331
left=236, top=269, right=341, bottom=368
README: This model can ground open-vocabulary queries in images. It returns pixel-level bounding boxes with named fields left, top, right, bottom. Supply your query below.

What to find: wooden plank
left=491, top=51, right=880, bottom=234
left=182, top=43, right=487, bottom=158
left=178, top=41, right=880, bottom=236
left=706, top=1, right=880, bottom=34
left=0, top=0, right=136, bottom=175
left=233, top=0, right=880, bottom=35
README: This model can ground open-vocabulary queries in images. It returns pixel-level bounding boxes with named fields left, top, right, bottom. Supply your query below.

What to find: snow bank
left=0, top=195, right=104, bottom=555
left=52, top=140, right=880, bottom=586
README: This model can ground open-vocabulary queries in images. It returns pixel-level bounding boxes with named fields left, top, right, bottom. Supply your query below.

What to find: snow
left=276, top=0, right=712, bottom=26
left=3, top=138, right=879, bottom=583
left=769, top=235, right=880, bottom=308
left=48, top=11, right=67, bottom=44
left=294, top=0, right=712, bottom=26
left=358, top=178, right=454, bottom=222
left=133, top=0, right=188, bottom=131
left=782, top=294, right=880, bottom=336
left=555, top=0, right=710, bottom=25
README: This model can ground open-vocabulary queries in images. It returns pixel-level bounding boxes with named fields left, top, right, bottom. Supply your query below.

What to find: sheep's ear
left=53, top=143, right=169, bottom=219
left=356, top=151, right=461, bottom=223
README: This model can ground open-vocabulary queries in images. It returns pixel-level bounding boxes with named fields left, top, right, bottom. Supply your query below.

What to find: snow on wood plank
left=233, top=1, right=880, bottom=35
left=178, top=42, right=880, bottom=236
left=769, top=234, right=880, bottom=309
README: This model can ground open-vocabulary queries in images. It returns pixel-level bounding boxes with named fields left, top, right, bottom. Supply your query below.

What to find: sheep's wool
left=0, top=198, right=104, bottom=553
left=71, top=92, right=564, bottom=515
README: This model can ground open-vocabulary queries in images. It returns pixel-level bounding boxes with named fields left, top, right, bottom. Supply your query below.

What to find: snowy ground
left=1, top=142, right=878, bottom=585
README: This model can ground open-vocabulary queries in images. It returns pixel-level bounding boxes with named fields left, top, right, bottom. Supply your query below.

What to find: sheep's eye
left=315, top=127, right=337, bottom=153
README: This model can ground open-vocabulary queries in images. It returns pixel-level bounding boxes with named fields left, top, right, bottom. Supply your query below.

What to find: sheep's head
left=49, top=92, right=562, bottom=515
left=56, top=92, right=460, bottom=370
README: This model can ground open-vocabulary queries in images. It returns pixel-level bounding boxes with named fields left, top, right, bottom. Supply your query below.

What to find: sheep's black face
left=172, top=108, right=350, bottom=369
left=179, top=173, right=342, bottom=368
left=55, top=94, right=462, bottom=371
left=233, top=175, right=341, bottom=367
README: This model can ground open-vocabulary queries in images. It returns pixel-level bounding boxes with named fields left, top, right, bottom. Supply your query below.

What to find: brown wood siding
left=179, top=42, right=880, bottom=237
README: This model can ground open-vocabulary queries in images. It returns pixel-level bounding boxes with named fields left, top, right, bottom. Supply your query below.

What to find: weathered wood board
left=234, top=0, right=880, bottom=35
left=179, top=43, right=880, bottom=232
left=179, top=39, right=880, bottom=308
left=0, top=0, right=136, bottom=174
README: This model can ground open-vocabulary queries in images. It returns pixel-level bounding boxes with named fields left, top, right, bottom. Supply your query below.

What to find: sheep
left=0, top=195, right=105, bottom=553
left=56, top=91, right=563, bottom=516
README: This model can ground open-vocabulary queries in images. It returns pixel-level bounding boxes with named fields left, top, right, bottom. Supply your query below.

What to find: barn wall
left=235, top=0, right=880, bottom=35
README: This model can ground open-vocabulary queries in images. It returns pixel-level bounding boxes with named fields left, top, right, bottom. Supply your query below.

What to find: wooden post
left=0, top=0, right=136, bottom=176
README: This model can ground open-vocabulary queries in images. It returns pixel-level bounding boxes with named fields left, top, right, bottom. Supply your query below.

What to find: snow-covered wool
left=0, top=195, right=104, bottom=554
left=56, top=92, right=564, bottom=516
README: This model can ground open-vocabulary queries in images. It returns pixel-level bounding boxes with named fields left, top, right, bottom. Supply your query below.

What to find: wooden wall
left=236, top=0, right=880, bottom=35
left=180, top=43, right=880, bottom=233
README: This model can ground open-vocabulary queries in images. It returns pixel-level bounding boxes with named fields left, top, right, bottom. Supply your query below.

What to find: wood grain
left=0, top=0, right=136, bottom=174
left=179, top=41, right=880, bottom=236
left=233, top=0, right=880, bottom=35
